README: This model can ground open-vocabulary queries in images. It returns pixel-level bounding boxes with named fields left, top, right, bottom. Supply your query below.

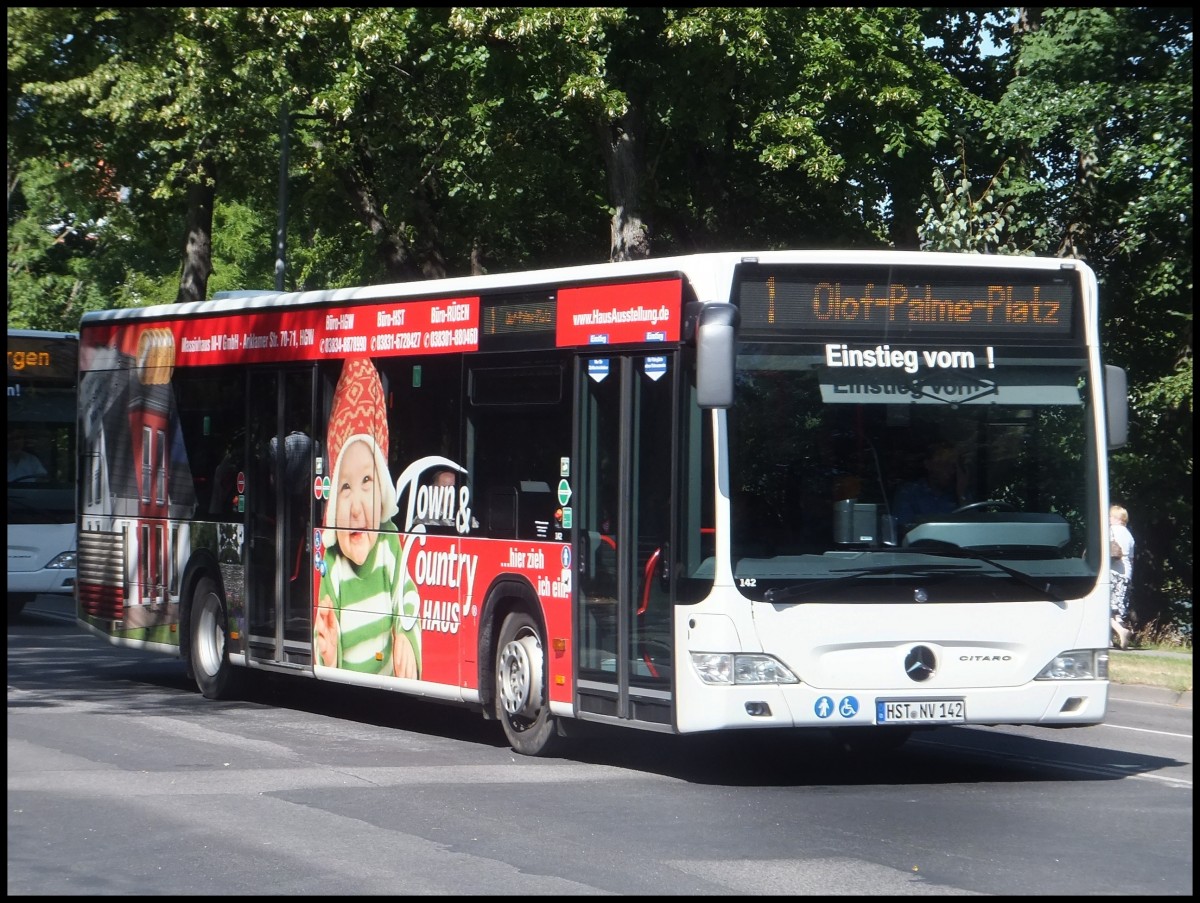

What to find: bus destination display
left=738, top=268, right=1076, bottom=339
left=8, top=336, right=78, bottom=383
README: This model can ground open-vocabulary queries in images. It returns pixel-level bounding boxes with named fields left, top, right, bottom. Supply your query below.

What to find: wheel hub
left=498, top=631, right=543, bottom=719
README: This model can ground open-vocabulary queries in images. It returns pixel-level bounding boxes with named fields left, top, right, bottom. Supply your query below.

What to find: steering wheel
left=953, top=499, right=1015, bottom=514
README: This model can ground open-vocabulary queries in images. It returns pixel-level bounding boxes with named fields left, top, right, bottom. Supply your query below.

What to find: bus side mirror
left=1105, top=364, right=1128, bottom=449
left=696, top=303, right=739, bottom=409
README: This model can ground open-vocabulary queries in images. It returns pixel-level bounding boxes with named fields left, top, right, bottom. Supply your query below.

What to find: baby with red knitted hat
left=314, top=357, right=421, bottom=679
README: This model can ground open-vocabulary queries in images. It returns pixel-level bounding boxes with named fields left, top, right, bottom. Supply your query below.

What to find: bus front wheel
left=189, top=577, right=242, bottom=700
left=494, top=610, right=561, bottom=757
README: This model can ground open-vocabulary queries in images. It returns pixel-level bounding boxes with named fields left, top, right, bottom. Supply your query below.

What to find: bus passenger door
left=576, top=351, right=675, bottom=726
left=246, top=368, right=314, bottom=665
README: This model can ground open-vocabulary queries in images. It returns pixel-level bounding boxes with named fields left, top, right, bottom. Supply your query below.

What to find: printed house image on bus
left=78, top=329, right=197, bottom=631
left=75, top=250, right=1129, bottom=756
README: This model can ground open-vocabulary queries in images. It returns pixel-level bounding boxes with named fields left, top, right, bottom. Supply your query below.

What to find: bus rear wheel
left=189, top=577, right=242, bottom=700
left=495, top=610, right=561, bottom=757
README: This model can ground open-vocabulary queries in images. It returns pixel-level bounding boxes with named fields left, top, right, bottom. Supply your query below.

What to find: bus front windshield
left=7, top=395, right=76, bottom=527
left=727, top=346, right=1102, bottom=603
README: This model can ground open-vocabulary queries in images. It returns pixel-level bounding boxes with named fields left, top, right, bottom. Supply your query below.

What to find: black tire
left=9, top=593, right=35, bottom=622
left=189, top=576, right=243, bottom=700
left=832, top=726, right=913, bottom=755
left=494, top=610, right=562, bottom=756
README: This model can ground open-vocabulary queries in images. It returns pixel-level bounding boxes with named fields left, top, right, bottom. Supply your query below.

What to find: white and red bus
left=76, top=250, right=1128, bottom=755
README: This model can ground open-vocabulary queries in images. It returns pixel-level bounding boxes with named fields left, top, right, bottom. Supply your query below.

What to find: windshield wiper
left=763, top=562, right=985, bottom=603
left=761, top=541, right=1066, bottom=604
left=881, top=540, right=1067, bottom=603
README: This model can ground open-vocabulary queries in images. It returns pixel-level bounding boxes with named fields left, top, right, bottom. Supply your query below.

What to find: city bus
left=8, top=329, right=79, bottom=620
left=75, top=250, right=1128, bottom=755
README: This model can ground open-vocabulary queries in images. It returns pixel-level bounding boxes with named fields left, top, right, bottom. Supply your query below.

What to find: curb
left=1108, top=683, right=1192, bottom=709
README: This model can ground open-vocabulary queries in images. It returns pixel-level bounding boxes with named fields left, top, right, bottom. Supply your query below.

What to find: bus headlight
left=1036, top=649, right=1107, bottom=680
left=690, top=652, right=799, bottom=685
left=46, top=551, right=77, bottom=570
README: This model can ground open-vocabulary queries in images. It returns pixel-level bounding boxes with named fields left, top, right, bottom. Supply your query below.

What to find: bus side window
left=466, top=355, right=570, bottom=541
left=209, top=437, right=241, bottom=516
left=486, top=486, right=517, bottom=538
left=379, top=357, right=463, bottom=485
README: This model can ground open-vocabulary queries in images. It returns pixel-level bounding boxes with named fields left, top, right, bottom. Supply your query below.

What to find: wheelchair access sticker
left=814, top=696, right=860, bottom=719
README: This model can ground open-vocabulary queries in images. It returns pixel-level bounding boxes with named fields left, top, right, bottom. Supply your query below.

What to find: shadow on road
left=9, top=601, right=1187, bottom=789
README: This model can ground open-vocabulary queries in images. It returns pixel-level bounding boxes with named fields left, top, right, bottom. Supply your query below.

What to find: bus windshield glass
left=8, top=337, right=77, bottom=526
left=727, top=345, right=1100, bottom=603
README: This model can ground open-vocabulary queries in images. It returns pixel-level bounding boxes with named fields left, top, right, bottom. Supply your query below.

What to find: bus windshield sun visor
left=818, top=368, right=1083, bottom=406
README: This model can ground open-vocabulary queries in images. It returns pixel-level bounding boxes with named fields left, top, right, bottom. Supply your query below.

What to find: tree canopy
left=7, top=6, right=1192, bottom=632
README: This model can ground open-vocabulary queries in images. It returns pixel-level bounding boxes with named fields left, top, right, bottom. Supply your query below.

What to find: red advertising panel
left=84, top=296, right=480, bottom=368
left=555, top=278, right=682, bottom=347
left=395, top=535, right=573, bottom=701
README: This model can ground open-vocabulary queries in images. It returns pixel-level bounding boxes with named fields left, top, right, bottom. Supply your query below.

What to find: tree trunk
left=340, top=143, right=424, bottom=283
left=411, top=174, right=447, bottom=279
left=888, top=164, right=927, bottom=250
left=598, top=104, right=651, bottom=262
left=176, top=157, right=216, bottom=304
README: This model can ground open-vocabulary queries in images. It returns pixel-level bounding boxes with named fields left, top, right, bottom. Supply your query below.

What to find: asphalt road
left=9, top=593, right=1193, bottom=896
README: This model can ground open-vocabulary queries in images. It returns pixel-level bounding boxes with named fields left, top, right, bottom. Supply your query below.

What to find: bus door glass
left=246, top=368, right=314, bottom=663
left=577, top=351, right=675, bottom=721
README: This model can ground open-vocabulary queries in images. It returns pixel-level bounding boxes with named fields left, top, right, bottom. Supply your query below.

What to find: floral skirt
left=1110, top=571, right=1131, bottom=623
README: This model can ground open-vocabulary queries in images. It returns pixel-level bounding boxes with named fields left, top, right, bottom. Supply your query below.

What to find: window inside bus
left=379, top=356, right=462, bottom=483
left=675, top=359, right=716, bottom=604
left=173, top=367, right=247, bottom=522
left=727, top=344, right=1101, bottom=603
left=465, top=353, right=571, bottom=541
left=8, top=390, right=75, bottom=526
